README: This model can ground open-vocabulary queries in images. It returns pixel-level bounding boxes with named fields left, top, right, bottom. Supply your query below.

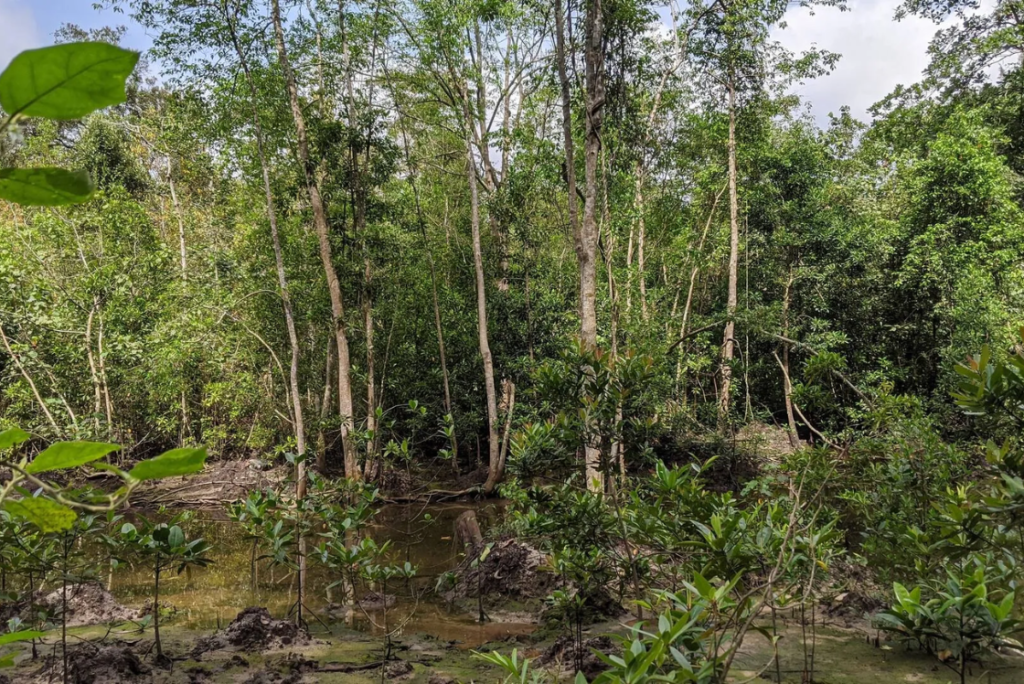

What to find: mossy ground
left=3, top=611, right=1022, bottom=682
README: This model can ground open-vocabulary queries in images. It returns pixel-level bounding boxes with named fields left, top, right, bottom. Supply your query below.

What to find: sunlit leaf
left=128, top=447, right=207, bottom=481
left=4, top=497, right=76, bottom=533
left=0, top=167, right=93, bottom=206
left=0, top=427, right=30, bottom=450
left=0, top=630, right=44, bottom=647
left=25, top=441, right=119, bottom=474
left=0, top=42, right=139, bottom=119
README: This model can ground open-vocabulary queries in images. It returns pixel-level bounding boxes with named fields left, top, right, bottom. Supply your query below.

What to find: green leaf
left=25, top=441, right=120, bottom=474
left=0, top=167, right=93, bottom=206
left=0, top=42, right=139, bottom=120
left=0, top=630, right=44, bottom=647
left=128, top=447, right=207, bottom=481
left=0, top=427, right=30, bottom=450
left=167, top=525, right=184, bottom=549
left=4, top=497, right=76, bottom=533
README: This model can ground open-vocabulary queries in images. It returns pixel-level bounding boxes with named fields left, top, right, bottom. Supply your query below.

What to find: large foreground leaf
left=0, top=42, right=139, bottom=120
left=0, top=168, right=93, bottom=206
left=4, top=497, right=76, bottom=533
left=26, top=440, right=120, bottom=474
left=0, top=427, right=30, bottom=450
left=128, top=447, right=207, bottom=481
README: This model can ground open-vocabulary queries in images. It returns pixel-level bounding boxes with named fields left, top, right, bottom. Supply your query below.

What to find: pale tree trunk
left=781, top=266, right=799, bottom=447
left=675, top=182, right=726, bottom=394
left=554, top=0, right=580, bottom=305
left=271, top=0, right=358, bottom=481
left=637, top=175, right=648, bottom=320
left=466, top=130, right=502, bottom=494
left=86, top=299, right=102, bottom=432
left=97, top=313, right=113, bottom=435
left=339, top=0, right=378, bottom=478
left=718, top=75, right=740, bottom=431
left=582, top=0, right=604, bottom=491
left=224, top=10, right=307, bottom=469
left=167, top=158, right=187, bottom=280
left=318, top=343, right=333, bottom=455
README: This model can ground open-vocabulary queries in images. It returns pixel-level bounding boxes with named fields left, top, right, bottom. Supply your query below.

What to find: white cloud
left=774, top=0, right=939, bottom=123
left=0, top=0, right=41, bottom=74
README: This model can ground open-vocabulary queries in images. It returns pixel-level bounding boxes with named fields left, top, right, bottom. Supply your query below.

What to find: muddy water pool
left=108, top=502, right=536, bottom=648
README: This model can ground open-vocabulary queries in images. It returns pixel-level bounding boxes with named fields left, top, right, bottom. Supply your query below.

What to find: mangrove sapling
left=313, top=479, right=380, bottom=606
left=358, top=560, right=418, bottom=683
left=117, top=514, right=213, bottom=663
left=876, top=560, right=1021, bottom=684
left=54, top=513, right=104, bottom=684
left=227, top=487, right=284, bottom=592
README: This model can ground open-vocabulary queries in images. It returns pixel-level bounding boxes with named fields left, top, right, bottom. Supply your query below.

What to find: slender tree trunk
left=97, top=313, right=113, bottom=434
left=271, top=0, right=358, bottom=480
left=224, top=12, right=307, bottom=469
left=636, top=172, right=648, bottom=320
left=582, top=0, right=605, bottom=491
left=318, top=343, right=333, bottom=456
left=676, top=182, right=725, bottom=394
left=782, top=266, right=799, bottom=447
left=554, top=0, right=580, bottom=309
left=86, top=299, right=103, bottom=432
left=0, top=322, right=59, bottom=433
left=167, top=159, right=187, bottom=280
left=153, top=563, right=162, bottom=659
left=718, top=76, right=740, bottom=430
left=467, top=131, right=501, bottom=494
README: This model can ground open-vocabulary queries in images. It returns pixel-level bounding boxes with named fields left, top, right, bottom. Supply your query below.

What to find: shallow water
left=108, top=502, right=536, bottom=648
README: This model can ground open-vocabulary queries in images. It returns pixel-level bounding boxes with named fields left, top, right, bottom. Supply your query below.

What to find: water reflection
left=109, top=502, right=535, bottom=648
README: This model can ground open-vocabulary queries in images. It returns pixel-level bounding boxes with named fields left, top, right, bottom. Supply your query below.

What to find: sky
left=0, top=0, right=946, bottom=124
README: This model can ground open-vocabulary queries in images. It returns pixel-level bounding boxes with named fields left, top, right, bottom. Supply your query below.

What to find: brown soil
left=734, top=422, right=801, bottom=459
left=39, top=641, right=151, bottom=684
left=132, top=459, right=285, bottom=506
left=42, top=582, right=139, bottom=627
left=451, top=538, right=552, bottom=600
left=536, top=635, right=615, bottom=679
left=356, top=591, right=396, bottom=611
left=191, top=607, right=317, bottom=659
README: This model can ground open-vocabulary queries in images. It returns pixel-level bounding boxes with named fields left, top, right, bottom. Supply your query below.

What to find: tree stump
left=455, top=510, right=483, bottom=550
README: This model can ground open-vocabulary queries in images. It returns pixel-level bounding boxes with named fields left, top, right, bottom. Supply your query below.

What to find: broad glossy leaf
left=0, top=427, right=30, bottom=450
left=167, top=525, right=184, bottom=549
left=25, top=440, right=119, bottom=474
left=4, top=497, right=76, bottom=532
left=128, top=447, right=207, bottom=480
left=0, top=42, right=139, bottom=120
left=0, top=629, right=44, bottom=646
left=0, top=168, right=93, bottom=206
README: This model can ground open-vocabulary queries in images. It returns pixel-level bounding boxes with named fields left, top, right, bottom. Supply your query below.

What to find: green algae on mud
left=2, top=610, right=1022, bottom=682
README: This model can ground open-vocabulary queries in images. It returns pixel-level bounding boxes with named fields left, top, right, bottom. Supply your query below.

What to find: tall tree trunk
left=718, top=75, right=740, bottom=430
left=554, top=0, right=580, bottom=303
left=167, top=159, right=187, bottom=280
left=675, top=182, right=726, bottom=395
left=224, top=10, right=307, bottom=468
left=582, top=0, right=605, bottom=491
left=781, top=266, right=799, bottom=447
left=271, top=0, right=358, bottom=481
left=467, top=131, right=502, bottom=494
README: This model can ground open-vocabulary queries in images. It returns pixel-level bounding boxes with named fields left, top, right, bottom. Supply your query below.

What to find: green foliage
left=2, top=496, right=77, bottom=534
